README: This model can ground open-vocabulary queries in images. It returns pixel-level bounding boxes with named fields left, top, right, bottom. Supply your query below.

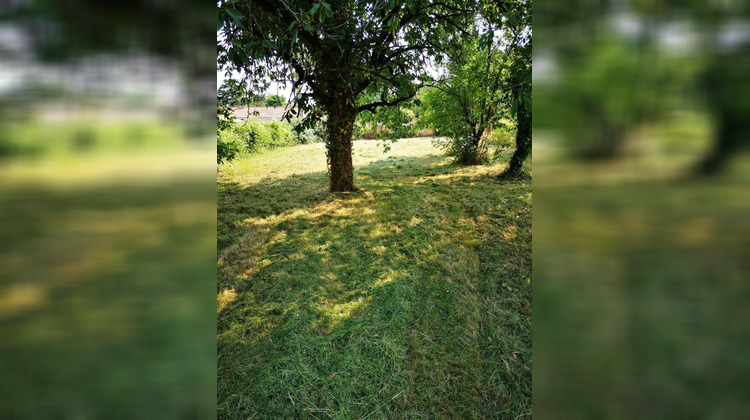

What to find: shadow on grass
left=217, top=153, right=532, bottom=419
left=217, top=153, right=460, bottom=253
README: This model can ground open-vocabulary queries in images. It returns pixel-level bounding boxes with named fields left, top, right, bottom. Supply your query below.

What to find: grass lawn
left=217, top=138, right=532, bottom=419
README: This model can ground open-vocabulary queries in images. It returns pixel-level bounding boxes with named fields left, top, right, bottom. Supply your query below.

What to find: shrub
left=218, top=137, right=243, bottom=164
left=358, top=123, right=391, bottom=140
left=296, top=127, right=325, bottom=144
left=411, top=128, right=436, bottom=137
left=217, top=118, right=299, bottom=158
left=265, top=94, right=285, bottom=107
left=234, top=119, right=272, bottom=152
left=264, top=120, right=295, bottom=147
left=433, top=135, right=489, bottom=165
left=355, top=104, right=418, bottom=140
left=289, top=118, right=326, bottom=144
left=487, top=126, right=515, bottom=148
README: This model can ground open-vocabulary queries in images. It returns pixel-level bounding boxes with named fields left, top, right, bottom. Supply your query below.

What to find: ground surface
left=217, top=138, right=532, bottom=419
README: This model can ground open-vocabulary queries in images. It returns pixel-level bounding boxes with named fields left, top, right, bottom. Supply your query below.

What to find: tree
left=496, top=0, right=531, bottom=179
left=535, top=0, right=750, bottom=176
left=265, top=94, right=286, bottom=107
left=217, top=0, right=481, bottom=192
left=416, top=0, right=533, bottom=174
left=418, top=24, right=509, bottom=165
left=4, top=0, right=216, bottom=137
left=218, top=79, right=248, bottom=107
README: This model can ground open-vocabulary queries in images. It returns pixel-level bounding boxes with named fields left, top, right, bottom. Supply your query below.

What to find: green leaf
left=310, top=3, right=320, bottom=15
left=224, top=8, right=245, bottom=29
left=230, top=47, right=251, bottom=67
left=521, top=93, right=531, bottom=108
left=262, top=40, right=278, bottom=50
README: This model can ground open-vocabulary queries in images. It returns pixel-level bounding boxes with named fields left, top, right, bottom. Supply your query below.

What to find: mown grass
left=217, top=138, right=531, bottom=419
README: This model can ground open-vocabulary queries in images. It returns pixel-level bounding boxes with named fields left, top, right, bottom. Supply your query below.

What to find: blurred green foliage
left=0, top=120, right=186, bottom=160
left=1, top=0, right=216, bottom=417
left=0, top=122, right=216, bottom=418
left=534, top=0, right=750, bottom=418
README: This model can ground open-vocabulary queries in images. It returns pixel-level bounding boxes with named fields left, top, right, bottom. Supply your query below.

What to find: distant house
left=231, top=106, right=298, bottom=121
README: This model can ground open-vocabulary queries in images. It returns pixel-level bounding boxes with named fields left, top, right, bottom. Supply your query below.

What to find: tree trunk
left=693, top=114, right=741, bottom=176
left=692, top=48, right=750, bottom=176
left=325, top=103, right=357, bottom=192
left=500, top=104, right=531, bottom=178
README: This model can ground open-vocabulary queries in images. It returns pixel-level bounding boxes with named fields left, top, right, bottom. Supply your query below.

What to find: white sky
left=216, top=69, right=293, bottom=100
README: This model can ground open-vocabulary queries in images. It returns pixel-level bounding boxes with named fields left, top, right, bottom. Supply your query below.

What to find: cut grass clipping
left=218, top=138, right=531, bottom=419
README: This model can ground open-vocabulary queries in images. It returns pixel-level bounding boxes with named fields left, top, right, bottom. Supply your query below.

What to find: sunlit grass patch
left=217, top=138, right=531, bottom=419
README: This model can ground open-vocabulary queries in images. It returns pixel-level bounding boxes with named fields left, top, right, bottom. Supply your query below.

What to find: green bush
left=217, top=137, right=243, bottom=164
left=217, top=118, right=299, bottom=157
left=265, top=95, right=285, bottom=107
left=487, top=126, right=515, bottom=148
left=232, top=119, right=272, bottom=152
left=358, top=123, right=390, bottom=140
left=264, top=120, right=295, bottom=147
left=296, top=127, right=325, bottom=144
left=433, top=135, right=489, bottom=165
left=289, top=118, right=326, bottom=144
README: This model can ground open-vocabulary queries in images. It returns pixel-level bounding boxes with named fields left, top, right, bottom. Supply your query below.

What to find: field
left=217, top=138, right=532, bottom=419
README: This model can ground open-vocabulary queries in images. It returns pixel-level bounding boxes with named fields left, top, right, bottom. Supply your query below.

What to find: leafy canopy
left=217, top=0, right=480, bottom=129
left=419, top=0, right=531, bottom=165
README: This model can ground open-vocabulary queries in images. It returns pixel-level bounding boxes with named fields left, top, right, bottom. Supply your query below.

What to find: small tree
left=264, top=94, right=285, bottom=107
left=418, top=33, right=507, bottom=165
left=413, top=0, right=531, bottom=171
left=218, top=79, right=246, bottom=107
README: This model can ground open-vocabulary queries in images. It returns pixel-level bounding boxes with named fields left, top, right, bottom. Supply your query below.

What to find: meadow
left=217, top=138, right=532, bottom=419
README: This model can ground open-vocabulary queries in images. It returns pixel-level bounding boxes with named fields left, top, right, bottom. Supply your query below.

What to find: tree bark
left=325, top=103, right=357, bottom=192
left=692, top=48, right=749, bottom=176
left=693, top=114, right=743, bottom=176
left=500, top=104, right=531, bottom=178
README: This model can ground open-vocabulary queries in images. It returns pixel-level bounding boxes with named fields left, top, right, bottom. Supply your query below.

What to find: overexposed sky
left=216, top=69, right=293, bottom=100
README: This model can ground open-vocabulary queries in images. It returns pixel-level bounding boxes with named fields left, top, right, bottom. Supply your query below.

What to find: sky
left=216, top=69, right=294, bottom=101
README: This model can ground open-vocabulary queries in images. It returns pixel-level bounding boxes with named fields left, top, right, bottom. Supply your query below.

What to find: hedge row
left=219, top=119, right=295, bottom=153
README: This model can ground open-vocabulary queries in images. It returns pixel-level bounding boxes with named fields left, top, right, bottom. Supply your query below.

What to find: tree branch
left=358, top=90, right=418, bottom=113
